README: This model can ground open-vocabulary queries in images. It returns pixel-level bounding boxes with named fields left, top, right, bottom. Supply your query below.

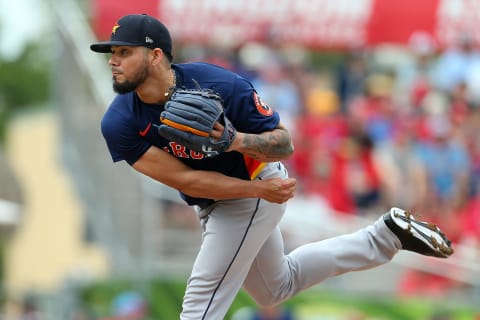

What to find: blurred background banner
left=92, top=0, right=480, bottom=49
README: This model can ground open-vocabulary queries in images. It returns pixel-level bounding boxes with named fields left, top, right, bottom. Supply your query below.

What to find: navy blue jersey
left=101, top=62, right=280, bottom=206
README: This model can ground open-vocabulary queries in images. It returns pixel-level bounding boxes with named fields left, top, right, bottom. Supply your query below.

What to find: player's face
left=109, top=46, right=150, bottom=94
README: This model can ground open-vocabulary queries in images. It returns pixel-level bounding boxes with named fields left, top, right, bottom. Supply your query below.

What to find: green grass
left=79, top=278, right=479, bottom=319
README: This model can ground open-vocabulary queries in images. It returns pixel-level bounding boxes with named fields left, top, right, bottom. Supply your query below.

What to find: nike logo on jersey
left=139, top=122, right=152, bottom=137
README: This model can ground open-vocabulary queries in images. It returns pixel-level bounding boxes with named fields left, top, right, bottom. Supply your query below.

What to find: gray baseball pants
left=180, top=161, right=402, bottom=320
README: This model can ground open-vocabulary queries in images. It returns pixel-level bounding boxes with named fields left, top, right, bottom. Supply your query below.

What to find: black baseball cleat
left=383, top=207, right=454, bottom=258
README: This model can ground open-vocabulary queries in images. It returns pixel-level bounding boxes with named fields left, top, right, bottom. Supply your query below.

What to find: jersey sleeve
left=100, top=100, right=151, bottom=166
left=225, top=77, right=280, bottom=133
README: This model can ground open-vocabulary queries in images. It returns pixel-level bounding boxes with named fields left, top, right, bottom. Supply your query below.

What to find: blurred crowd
left=174, top=31, right=480, bottom=253
left=8, top=29, right=480, bottom=319
left=4, top=32, right=479, bottom=320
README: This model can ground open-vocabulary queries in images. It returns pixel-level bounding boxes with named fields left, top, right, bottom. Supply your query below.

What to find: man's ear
left=151, top=48, right=165, bottom=66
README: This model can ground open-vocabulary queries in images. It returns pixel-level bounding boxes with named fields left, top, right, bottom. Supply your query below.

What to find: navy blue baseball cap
left=90, top=14, right=172, bottom=59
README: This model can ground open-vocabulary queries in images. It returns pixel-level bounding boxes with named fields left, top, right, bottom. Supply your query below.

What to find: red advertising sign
left=158, top=0, right=373, bottom=48
left=90, top=0, right=480, bottom=49
left=366, top=0, right=439, bottom=45
left=91, top=0, right=158, bottom=39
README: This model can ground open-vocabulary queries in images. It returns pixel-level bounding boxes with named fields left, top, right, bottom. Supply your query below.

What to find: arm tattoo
left=242, top=128, right=293, bottom=160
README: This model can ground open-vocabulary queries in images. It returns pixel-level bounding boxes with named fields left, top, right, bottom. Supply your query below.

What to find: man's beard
left=112, top=63, right=149, bottom=94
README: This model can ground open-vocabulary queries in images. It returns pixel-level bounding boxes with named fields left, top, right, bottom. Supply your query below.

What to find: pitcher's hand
left=255, top=177, right=296, bottom=204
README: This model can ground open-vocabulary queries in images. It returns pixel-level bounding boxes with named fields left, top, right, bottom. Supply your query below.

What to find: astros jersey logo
left=253, top=92, right=273, bottom=116
left=112, top=24, right=120, bottom=34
